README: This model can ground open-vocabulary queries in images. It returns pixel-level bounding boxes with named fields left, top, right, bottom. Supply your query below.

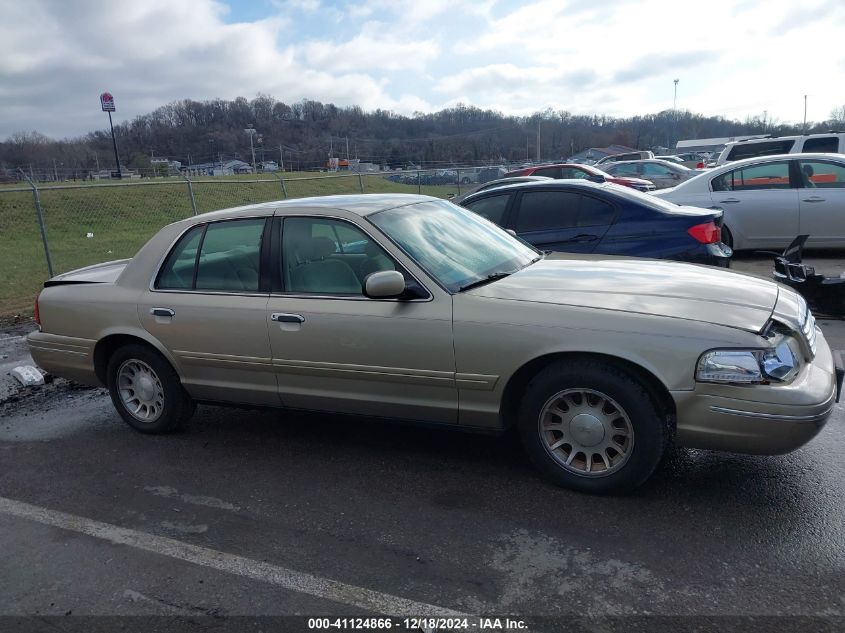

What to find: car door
left=708, top=160, right=798, bottom=248
left=796, top=158, right=845, bottom=246
left=265, top=213, right=457, bottom=423
left=510, top=189, right=610, bottom=253
left=139, top=216, right=277, bottom=406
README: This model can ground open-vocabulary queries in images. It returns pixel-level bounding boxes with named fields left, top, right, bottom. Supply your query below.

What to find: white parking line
left=0, top=495, right=468, bottom=617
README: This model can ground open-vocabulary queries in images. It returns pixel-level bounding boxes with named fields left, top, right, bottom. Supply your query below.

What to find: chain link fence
left=0, top=167, right=504, bottom=316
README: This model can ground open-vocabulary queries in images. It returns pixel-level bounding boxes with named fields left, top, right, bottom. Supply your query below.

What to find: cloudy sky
left=1, top=0, right=844, bottom=139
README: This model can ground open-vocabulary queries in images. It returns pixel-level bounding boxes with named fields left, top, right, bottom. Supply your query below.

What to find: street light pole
left=671, top=78, right=680, bottom=150
left=803, top=95, right=808, bottom=134
left=245, top=126, right=257, bottom=172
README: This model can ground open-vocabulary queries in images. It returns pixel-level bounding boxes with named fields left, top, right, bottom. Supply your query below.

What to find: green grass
left=0, top=173, right=460, bottom=316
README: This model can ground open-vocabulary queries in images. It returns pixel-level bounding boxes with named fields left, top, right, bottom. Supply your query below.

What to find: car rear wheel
left=517, top=360, right=669, bottom=494
left=106, top=343, right=195, bottom=434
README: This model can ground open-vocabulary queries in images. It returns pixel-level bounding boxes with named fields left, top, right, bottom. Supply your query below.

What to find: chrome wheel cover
left=538, top=388, right=634, bottom=477
left=117, top=359, right=164, bottom=423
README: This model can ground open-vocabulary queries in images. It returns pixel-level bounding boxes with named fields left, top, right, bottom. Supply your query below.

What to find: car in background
left=452, top=175, right=553, bottom=204
left=716, top=133, right=845, bottom=165
left=653, top=153, right=845, bottom=250
left=28, top=194, right=835, bottom=494
left=656, top=155, right=685, bottom=165
left=459, top=179, right=730, bottom=266
left=503, top=162, right=656, bottom=192
left=604, top=159, right=699, bottom=189
left=594, top=150, right=655, bottom=165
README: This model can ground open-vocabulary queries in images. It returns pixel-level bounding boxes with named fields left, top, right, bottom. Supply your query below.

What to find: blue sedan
left=459, top=180, right=731, bottom=266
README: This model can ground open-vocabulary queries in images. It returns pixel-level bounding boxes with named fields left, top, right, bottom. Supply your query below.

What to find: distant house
left=182, top=160, right=252, bottom=176
left=566, top=144, right=639, bottom=163
left=151, top=158, right=182, bottom=175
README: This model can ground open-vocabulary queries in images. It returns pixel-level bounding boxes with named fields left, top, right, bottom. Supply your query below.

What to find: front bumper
left=672, top=329, right=837, bottom=455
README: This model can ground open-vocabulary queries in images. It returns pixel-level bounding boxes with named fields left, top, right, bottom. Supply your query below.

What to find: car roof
left=607, top=158, right=688, bottom=169
left=714, top=152, right=845, bottom=170
left=462, top=178, right=610, bottom=200
left=191, top=193, right=437, bottom=222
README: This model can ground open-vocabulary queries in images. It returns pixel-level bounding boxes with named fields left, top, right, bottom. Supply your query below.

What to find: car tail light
left=696, top=162, right=705, bottom=168
left=34, top=292, right=41, bottom=326
left=688, top=221, right=721, bottom=244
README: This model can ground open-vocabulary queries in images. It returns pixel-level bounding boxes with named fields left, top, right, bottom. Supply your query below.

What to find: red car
left=504, top=163, right=656, bottom=192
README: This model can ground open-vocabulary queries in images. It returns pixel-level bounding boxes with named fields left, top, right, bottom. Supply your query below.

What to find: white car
left=653, top=153, right=845, bottom=250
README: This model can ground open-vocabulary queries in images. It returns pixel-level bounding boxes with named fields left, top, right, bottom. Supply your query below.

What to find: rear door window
left=578, top=195, right=616, bottom=227
left=514, top=191, right=580, bottom=232
left=802, top=137, right=839, bottom=153
left=796, top=160, right=845, bottom=188
left=195, top=219, right=266, bottom=291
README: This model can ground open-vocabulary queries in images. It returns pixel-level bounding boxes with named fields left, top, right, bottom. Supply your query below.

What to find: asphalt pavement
left=1, top=253, right=844, bottom=632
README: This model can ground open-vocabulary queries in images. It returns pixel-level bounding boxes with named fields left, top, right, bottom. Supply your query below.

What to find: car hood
left=468, top=257, right=777, bottom=333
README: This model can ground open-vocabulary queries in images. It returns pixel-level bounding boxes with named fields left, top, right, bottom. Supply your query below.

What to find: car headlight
left=696, top=341, right=799, bottom=384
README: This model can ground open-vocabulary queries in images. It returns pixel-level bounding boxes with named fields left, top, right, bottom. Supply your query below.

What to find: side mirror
left=364, top=270, right=406, bottom=298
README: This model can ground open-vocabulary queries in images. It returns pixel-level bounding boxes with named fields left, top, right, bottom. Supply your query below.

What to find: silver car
left=654, top=153, right=845, bottom=250
left=605, top=159, right=699, bottom=189
left=28, top=194, right=839, bottom=494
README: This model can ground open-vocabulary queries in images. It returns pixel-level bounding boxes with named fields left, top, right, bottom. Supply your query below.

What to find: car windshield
left=369, top=199, right=539, bottom=292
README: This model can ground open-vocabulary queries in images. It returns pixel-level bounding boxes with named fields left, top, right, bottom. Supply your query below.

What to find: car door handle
left=150, top=307, right=174, bottom=317
left=271, top=313, right=305, bottom=323
left=565, top=234, right=598, bottom=243
left=717, top=198, right=741, bottom=204
left=802, top=196, right=825, bottom=203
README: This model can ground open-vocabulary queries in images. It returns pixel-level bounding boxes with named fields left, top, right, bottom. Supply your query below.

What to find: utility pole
left=53, top=158, right=58, bottom=181
left=671, top=78, right=679, bottom=150
left=94, top=153, right=99, bottom=171
left=245, top=125, right=257, bottom=172
left=279, top=145, right=284, bottom=172
left=536, top=118, right=541, bottom=162
left=803, top=95, right=808, bottom=134
left=346, top=136, right=350, bottom=161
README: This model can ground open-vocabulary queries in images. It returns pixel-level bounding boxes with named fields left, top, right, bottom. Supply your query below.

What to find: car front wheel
left=106, top=343, right=195, bottom=434
left=517, top=360, right=669, bottom=494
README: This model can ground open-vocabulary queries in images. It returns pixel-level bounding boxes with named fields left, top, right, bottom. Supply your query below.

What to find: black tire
left=106, top=343, right=195, bottom=434
left=721, top=225, right=734, bottom=249
left=517, top=360, right=669, bottom=494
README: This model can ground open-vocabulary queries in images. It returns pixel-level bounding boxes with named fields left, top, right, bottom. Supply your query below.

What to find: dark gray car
left=605, top=159, right=699, bottom=190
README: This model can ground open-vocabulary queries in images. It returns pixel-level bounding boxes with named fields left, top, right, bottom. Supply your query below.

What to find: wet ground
left=1, top=253, right=844, bottom=631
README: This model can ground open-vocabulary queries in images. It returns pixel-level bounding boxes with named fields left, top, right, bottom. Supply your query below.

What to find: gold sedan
left=28, top=194, right=840, bottom=493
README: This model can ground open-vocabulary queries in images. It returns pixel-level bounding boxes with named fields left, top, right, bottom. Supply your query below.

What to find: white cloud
left=1, top=0, right=844, bottom=138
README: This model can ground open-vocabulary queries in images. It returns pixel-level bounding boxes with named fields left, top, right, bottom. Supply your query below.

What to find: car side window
left=463, top=194, right=511, bottom=226
left=514, top=191, right=580, bottom=232
left=281, top=217, right=398, bottom=295
left=607, top=164, right=638, bottom=177
left=194, top=219, right=266, bottom=291
left=578, top=195, right=615, bottom=227
left=797, top=161, right=845, bottom=189
left=533, top=167, right=561, bottom=178
left=801, top=137, right=839, bottom=153
left=560, top=168, right=588, bottom=179
left=642, top=163, right=673, bottom=176
left=717, top=162, right=791, bottom=191
left=726, top=140, right=795, bottom=161
left=157, top=225, right=204, bottom=289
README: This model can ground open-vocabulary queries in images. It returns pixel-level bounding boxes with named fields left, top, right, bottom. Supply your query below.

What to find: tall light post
left=244, top=125, right=257, bottom=172
left=671, top=78, right=680, bottom=151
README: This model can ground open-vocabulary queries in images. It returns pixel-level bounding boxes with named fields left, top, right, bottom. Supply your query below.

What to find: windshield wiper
left=458, top=271, right=516, bottom=292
